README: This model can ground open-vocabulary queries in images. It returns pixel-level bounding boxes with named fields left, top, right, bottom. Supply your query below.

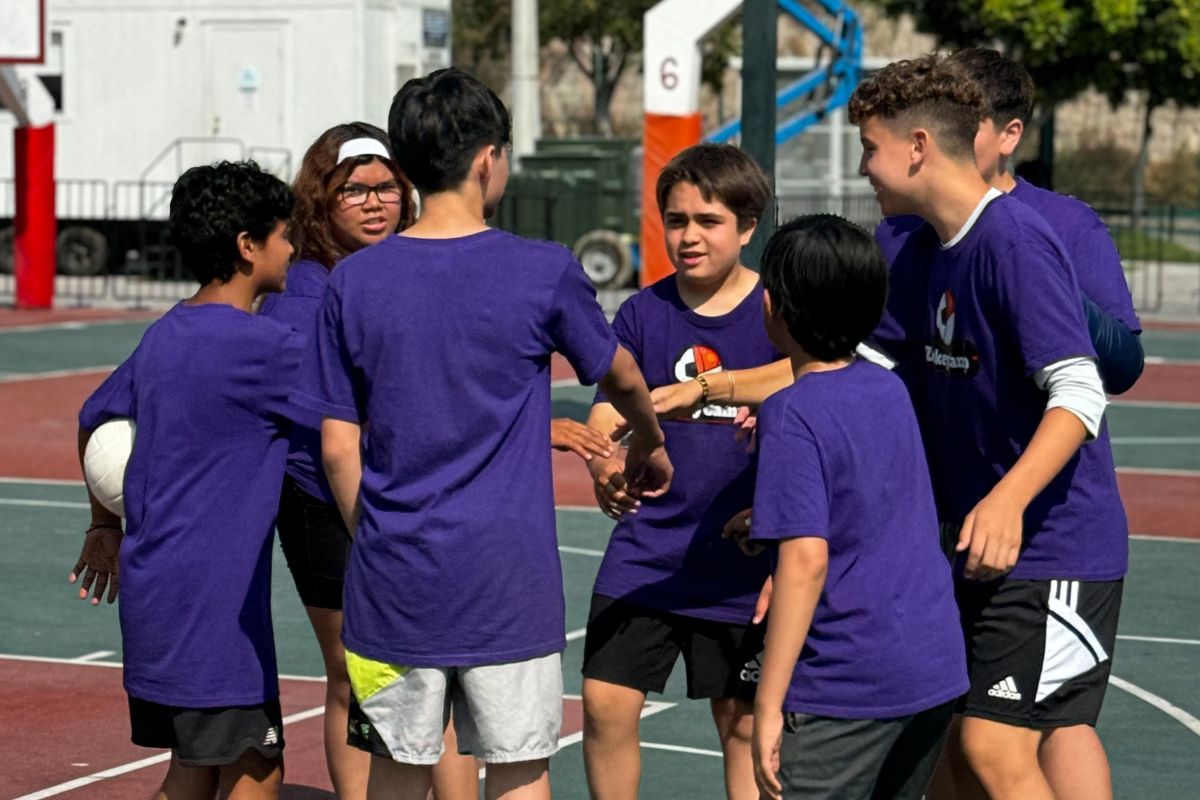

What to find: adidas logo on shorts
left=740, top=656, right=761, bottom=685
left=262, top=727, right=279, bottom=746
left=987, top=676, right=1022, bottom=701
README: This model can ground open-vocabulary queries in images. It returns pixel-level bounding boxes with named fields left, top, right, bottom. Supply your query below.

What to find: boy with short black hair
left=848, top=55, right=1127, bottom=800
left=297, top=68, right=671, bottom=800
left=749, top=214, right=967, bottom=800
left=72, top=160, right=300, bottom=799
left=581, top=143, right=779, bottom=800
left=875, top=46, right=1143, bottom=395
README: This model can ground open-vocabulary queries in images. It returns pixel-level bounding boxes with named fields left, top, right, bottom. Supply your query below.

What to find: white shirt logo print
left=987, top=676, right=1023, bottom=701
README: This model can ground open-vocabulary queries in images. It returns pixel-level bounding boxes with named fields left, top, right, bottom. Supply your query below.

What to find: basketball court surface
left=1, top=310, right=1198, bottom=798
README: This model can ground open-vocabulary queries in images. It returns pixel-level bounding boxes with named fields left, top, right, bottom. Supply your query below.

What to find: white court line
left=566, top=626, right=587, bottom=643
left=560, top=545, right=605, bottom=557
left=0, top=498, right=89, bottom=509
left=551, top=378, right=581, bottom=388
left=1131, top=535, right=1200, bottom=544
left=557, top=505, right=602, bottom=514
left=0, top=477, right=85, bottom=486
left=0, top=653, right=327, bottom=683
left=71, top=650, right=115, bottom=663
left=641, top=742, right=723, bottom=757
left=1117, top=635, right=1200, bottom=646
left=556, top=699, right=675, bottom=751
left=0, top=365, right=115, bottom=384
left=1109, top=675, right=1200, bottom=738
left=11, top=704, right=325, bottom=800
left=1143, top=356, right=1200, bottom=366
left=1117, top=466, right=1200, bottom=478
left=0, top=318, right=155, bottom=335
left=1110, top=399, right=1200, bottom=411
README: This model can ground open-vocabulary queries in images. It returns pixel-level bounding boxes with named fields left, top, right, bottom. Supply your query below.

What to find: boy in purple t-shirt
left=295, top=68, right=671, bottom=800
left=875, top=48, right=1143, bottom=396
left=581, top=144, right=779, bottom=800
left=848, top=56, right=1127, bottom=800
left=71, top=161, right=300, bottom=798
left=749, top=215, right=967, bottom=800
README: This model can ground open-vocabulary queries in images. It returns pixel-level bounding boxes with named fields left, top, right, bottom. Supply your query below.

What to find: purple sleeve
left=261, top=329, right=308, bottom=423
left=79, top=357, right=136, bottom=430
left=748, top=397, right=830, bottom=542
left=547, top=259, right=618, bottom=386
left=996, top=238, right=1097, bottom=375
left=292, top=282, right=365, bottom=423
left=1069, top=220, right=1141, bottom=333
left=592, top=298, right=638, bottom=405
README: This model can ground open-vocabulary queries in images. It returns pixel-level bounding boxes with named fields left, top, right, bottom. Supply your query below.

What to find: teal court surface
left=0, top=312, right=1197, bottom=798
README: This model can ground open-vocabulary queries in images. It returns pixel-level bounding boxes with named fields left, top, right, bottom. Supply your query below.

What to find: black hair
left=655, top=143, right=772, bottom=232
left=387, top=68, right=512, bottom=195
left=169, top=161, right=293, bottom=284
left=948, top=47, right=1035, bottom=126
left=760, top=215, right=889, bottom=361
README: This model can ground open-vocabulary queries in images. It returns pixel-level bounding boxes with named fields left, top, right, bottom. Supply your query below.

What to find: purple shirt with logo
left=79, top=303, right=303, bottom=706
left=294, top=230, right=618, bottom=667
left=593, top=277, right=779, bottom=623
left=876, top=179, right=1139, bottom=332
left=260, top=258, right=334, bottom=502
left=749, top=359, right=968, bottom=718
left=873, top=195, right=1128, bottom=581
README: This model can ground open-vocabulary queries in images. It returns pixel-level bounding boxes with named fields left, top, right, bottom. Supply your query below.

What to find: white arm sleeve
left=856, top=342, right=897, bottom=370
left=1033, top=357, right=1106, bottom=440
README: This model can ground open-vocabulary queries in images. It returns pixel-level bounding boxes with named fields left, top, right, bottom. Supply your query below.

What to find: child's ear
left=999, top=118, right=1023, bottom=157
left=910, top=129, right=929, bottom=165
left=739, top=218, right=758, bottom=247
left=236, top=231, right=256, bottom=263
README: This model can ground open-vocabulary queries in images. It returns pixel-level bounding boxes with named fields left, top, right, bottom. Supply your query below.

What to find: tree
left=875, top=0, right=1200, bottom=210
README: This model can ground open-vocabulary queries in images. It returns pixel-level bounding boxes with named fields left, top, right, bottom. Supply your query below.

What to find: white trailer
left=0, top=0, right=450, bottom=284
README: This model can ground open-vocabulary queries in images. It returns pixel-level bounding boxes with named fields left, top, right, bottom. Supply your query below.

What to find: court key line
left=11, top=705, right=326, bottom=800
left=1109, top=675, right=1200, bottom=739
left=0, top=365, right=116, bottom=384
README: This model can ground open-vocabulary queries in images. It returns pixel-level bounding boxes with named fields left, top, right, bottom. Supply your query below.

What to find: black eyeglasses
left=337, top=181, right=403, bottom=206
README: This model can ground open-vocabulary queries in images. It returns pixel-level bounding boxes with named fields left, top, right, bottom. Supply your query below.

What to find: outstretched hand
left=649, top=380, right=705, bottom=420
left=623, top=436, right=673, bottom=500
left=551, top=418, right=614, bottom=462
left=70, top=523, right=123, bottom=605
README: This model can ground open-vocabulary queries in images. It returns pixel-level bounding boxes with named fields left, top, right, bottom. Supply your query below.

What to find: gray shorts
left=345, top=649, right=562, bottom=765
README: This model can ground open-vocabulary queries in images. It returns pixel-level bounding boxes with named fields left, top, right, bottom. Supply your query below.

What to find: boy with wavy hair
left=848, top=55, right=1127, bottom=800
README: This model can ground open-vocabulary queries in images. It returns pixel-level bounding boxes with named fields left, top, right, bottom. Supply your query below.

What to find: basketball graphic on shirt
left=673, top=345, right=738, bottom=421
left=674, top=344, right=723, bottom=382
left=936, top=290, right=956, bottom=347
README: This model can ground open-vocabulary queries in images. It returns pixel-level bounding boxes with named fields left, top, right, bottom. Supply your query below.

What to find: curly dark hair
left=848, top=54, right=985, bottom=162
left=290, top=122, right=416, bottom=268
left=761, top=215, right=888, bottom=362
left=948, top=47, right=1035, bottom=127
left=387, top=68, right=511, bottom=194
left=655, top=143, right=772, bottom=232
left=168, top=161, right=293, bottom=285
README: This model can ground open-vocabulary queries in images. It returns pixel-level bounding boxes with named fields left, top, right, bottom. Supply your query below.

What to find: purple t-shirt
left=79, top=302, right=302, bottom=707
left=750, top=359, right=967, bottom=718
left=294, top=230, right=618, bottom=667
left=873, top=195, right=1129, bottom=581
left=592, top=277, right=779, bottom=623
left=1009, top=178, right=1140, bottom=332
left=260, top=259, right=334, bottom=502
left=876, top=180, right=1140, bottom=333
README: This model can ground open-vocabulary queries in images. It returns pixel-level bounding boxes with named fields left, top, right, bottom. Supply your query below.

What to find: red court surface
left=0, top=658, right=585, bottom=800
left=1121, top=363, right=1200, bottom=404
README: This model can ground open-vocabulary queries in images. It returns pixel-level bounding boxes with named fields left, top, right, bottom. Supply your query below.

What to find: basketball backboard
left=0, top=0, right=45, bottom=64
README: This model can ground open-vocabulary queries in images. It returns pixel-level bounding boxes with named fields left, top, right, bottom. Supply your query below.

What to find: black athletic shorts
left=128, top=696, right=284, bottom=767
left=581, top=593, right=763, bottom=700
left=777, top=700, right=956, bottom=800
left=955, top=577, right=1123, bottom=728
left=277, top=474, right=351, bottom=610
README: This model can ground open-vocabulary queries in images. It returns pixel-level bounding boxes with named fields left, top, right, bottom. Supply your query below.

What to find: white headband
left=337, top=137, right=391, bottom=165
